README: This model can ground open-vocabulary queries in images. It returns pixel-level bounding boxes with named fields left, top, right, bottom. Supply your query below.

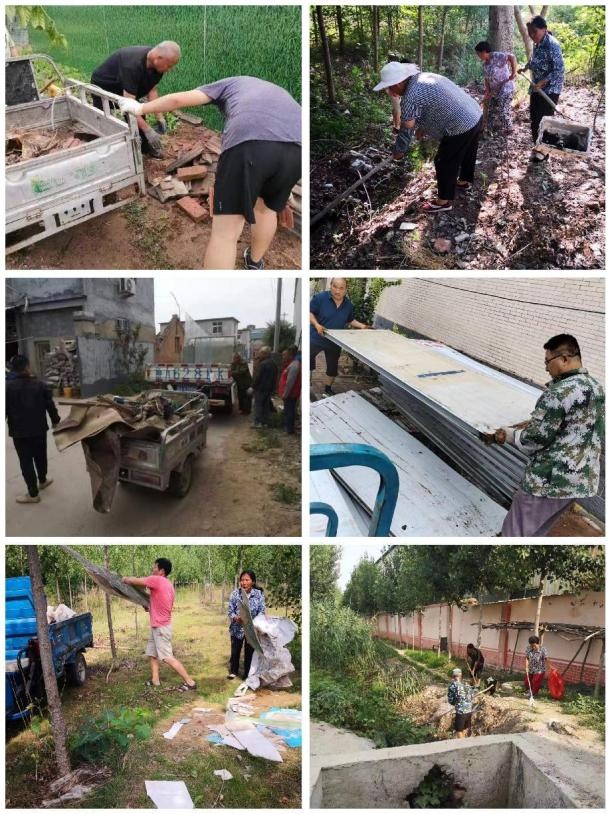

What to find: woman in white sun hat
left=374, top=62, right=483, bottom=214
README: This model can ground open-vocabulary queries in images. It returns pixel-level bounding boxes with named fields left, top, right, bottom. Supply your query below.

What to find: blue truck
left=6, top=576, right=93, bottom=721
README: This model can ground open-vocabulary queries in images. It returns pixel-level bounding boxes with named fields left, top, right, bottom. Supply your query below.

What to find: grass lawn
left=6, top=587, right=301, bottom=808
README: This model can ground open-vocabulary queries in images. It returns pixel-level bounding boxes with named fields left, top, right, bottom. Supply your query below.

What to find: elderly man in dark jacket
left=6, top=354, right=60, bottom=504
left=251, top=346, right=278, bottom=429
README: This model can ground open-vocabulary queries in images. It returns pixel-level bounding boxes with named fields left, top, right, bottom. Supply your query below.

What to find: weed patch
left=562, top=691, right=605, bottom=737
left=122, top=200, right=173, bottom=269
left=271, top=482, right=300, bottom=504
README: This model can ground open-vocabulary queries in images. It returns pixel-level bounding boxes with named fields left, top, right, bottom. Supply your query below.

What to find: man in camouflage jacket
left=492, top=334, right=604, bottom=537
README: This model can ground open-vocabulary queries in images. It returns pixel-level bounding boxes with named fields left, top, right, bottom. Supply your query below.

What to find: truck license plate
left=56, top=201, right=93, bottom=225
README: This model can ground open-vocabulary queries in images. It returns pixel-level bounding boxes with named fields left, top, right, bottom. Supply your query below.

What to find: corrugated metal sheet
left=326, top=330, right=540, bottom=432
left=310, top=392, right=506, bottom=537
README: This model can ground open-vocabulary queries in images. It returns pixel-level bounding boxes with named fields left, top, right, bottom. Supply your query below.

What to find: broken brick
left=176, top=196, right=208, bottom=223
left=177, top=165, right=208, bottom=181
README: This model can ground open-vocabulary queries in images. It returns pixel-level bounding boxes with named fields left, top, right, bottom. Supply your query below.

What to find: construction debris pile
left=6, top=124, right=98, bottom=164
left=53, top=390, right=207, bottom=513
left=44, top=339, right=80, bottom=392
left=146, top=121, right=300, bottom=230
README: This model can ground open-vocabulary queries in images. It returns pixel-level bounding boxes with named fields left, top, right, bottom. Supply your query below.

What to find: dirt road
left=6, top=406, right=301, bottom=537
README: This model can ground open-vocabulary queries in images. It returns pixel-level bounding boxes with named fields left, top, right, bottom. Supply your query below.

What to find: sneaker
left=16, top=494, right=40, bottom=504
left=251, top=422, right=263, bottom=429
left=243, top=247, right=265, bottom=270
left=323, top=385, right=335, bottom=397
left=227, top=673, right=237, bottom=680
left=39, top=478, right=53, bottom=490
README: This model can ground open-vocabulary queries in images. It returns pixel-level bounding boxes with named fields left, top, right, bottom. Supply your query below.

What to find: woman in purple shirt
left=475, top=42, right=517, bottom=134
left=119, top=77, right=301, bottom=271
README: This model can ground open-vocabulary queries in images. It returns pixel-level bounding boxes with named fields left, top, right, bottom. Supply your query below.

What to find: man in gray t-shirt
left=119, top=76, right=301, bottom=270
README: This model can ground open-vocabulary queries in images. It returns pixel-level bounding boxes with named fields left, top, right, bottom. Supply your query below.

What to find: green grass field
left=6, top=587, right=301, bottom=808
left=29, top=5, right=301, bottom=130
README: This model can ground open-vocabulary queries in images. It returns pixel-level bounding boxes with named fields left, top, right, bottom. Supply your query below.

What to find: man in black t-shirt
left=91, top=41, right=180, bottom=157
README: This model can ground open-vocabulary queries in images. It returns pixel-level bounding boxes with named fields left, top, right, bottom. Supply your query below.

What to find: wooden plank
left=311, top=391, right=506, bottom=537
left=175, top=109, right=202, bottom=126
left=326, top=331, right=540, bottom=432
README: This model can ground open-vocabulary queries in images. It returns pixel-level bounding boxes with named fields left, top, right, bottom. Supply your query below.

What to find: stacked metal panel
left=311, top=391, right=506, bottom=537
left=326, top=330, right=604, bottom=520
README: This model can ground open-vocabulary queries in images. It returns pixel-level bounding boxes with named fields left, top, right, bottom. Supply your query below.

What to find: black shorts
left=310, top=344, right=341, bottom=377
left=213, top=140, right=301, bottom=224
left=454, top=712, right=472, bottom=732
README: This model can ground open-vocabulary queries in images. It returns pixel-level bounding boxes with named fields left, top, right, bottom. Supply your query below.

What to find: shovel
left=518, top=71, right=569, bottom=118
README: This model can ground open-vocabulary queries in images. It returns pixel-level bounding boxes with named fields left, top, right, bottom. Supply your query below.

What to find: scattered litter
left=259, top=708, right=302, bottom=747
left=454, top=232, right=470, bottom=243
left=163, top=717, right=191, bottom=740
left=148, top=179, right=189, bottom=203
left=46, top=603, right=76, bottom=624
left=213, top=770, right=233, bottom=781
left=399, top=222, right=418, bottom=231
left=145, top=780, right=194, bottom=809
left=208, top=721, right=282, bottom=762
left=192, top=707, right=213, bottom=714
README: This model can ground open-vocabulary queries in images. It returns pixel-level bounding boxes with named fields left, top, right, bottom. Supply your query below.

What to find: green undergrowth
left=311, top=602, right=430, bottom=746
left=561, top=689, right=605, bottom=737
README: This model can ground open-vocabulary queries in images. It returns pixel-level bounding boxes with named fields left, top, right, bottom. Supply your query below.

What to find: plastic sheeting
left=243, top=615, right=298, bottom=691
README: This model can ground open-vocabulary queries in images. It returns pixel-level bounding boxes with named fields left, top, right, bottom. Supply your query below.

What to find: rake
left=526, top=671, right=536, bottom=707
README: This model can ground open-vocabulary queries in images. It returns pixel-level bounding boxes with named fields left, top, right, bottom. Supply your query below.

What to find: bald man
left=91, top=41, right=181, bottom=157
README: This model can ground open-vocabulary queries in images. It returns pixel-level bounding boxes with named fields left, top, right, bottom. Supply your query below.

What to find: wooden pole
left=579, top=637, right=594, bottom=684
left=509, top=628, right=522, bottom=674
left=311, top=158, right=393, bottom=227
left=560, top=638, right=587, bottom=678
left=593, top=638, right=605, bottom=698
left=104, top=546, right=117, bottom=661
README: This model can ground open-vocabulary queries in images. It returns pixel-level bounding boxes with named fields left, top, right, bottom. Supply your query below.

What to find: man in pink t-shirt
left=123, top=557, right=196, bottom=690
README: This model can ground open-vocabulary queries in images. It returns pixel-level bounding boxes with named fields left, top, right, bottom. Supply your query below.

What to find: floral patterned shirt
left=484, top=52, right=514, bottom=97
left=525, top=645, right=548, bottom=674
left=447, top=680, right=476, bottom=714
left=228, top=587, right=265, bottom=640
left=525, top=33, right=565, bottom=95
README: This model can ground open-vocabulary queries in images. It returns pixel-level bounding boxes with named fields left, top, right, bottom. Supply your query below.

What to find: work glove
left=153, top=118, right=167, bottom=135
left=246, top=387, right=253, bottom=395
left=145, top=128, right=163, bottom=152
left=118, top=97, right=143, bottom=116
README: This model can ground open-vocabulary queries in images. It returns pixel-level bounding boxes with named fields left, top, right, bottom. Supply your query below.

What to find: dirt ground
left=311, top=85, right=605, bottom=270
left=7, top=122, right=301, bottom=270
left=398, top=682, right=604, bottom=755
left=6, top=589, right=302, bottom=808
left=310, top=356, right=602, bottom=538
left=6, top=404, right=301, bottom=537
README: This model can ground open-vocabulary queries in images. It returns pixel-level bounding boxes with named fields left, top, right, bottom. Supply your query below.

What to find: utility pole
left=273, top=278, right=282, bottom=351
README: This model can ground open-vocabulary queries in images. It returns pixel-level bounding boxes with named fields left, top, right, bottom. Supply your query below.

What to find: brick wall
left=375, top=591, right=605, bottom=687
left=375, top=278, right=605, bottom=387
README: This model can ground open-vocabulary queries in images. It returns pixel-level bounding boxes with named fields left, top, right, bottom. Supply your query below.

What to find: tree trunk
left=514, top=6, right=533, bottom=62
left=371, top=6, right=379, bottom=71
left=476, top=600, right=483, bottom=647
left=386, top=8, right=394, bottom=49
left=68, top=575, right=73, bottom=609
left=83, top=574, right=88, bottom=611
left=417, top=7, right=424, bottom=69
left=336, top=6, right=344, bottom=55
left=533, top=577, right=545, bottom=636
left=437, top=604, right=442, bottom=653
left=436, top=7, right=448, bottom=72
left=55, top=575, right=61, bottom=604
left=489, top=5, right=514, bottom=53
left=447, top=605, right=453, bottom=660
left=132, top=549, right=139, bottom=642
left=311, top=7, right=319, bottom=47
left=26, top=546, right=71, bottom=778
left=540, top=6, right=549, bottom=17
left=103, top=546, right=117, bottom=661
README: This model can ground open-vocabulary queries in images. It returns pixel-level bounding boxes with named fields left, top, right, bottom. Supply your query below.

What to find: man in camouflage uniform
left=447, top=668, right=477, bottom=738
left=492, top=334, right=604, bottom=537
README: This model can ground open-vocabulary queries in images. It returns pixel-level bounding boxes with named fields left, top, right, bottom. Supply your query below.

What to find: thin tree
left=417, top=7, right=424, bottom=69
left=311, top=7, right=319, bottom=47
left=103, top=545, right=117, bottom=662
left=514, top=5, right=547, bottom=62
left=437, top=6, right=448, bottom=72
left=336, top=6, right=344, bottom=55
left=26, top=545, right=71, bottom=777
left=371, top=6, right=379, bottom=71
left=316, top=6, right=336, bottom=106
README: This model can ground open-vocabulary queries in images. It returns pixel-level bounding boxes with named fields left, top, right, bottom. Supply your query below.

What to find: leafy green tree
left=343, top=555, right=381, bottom=616
left=310, top=545, right=341, bottom=601
left=6, top=5, right=67, bottom=50
left=262, top=320, right=297, bottom=350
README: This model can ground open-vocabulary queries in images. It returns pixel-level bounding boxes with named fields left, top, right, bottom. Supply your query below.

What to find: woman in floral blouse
left=227, top=570, right=266, bottom=679
left=475, top=41, right=517, bottom=135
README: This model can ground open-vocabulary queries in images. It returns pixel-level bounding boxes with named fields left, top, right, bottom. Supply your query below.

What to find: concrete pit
left=311, top=733, right=604, bottom=808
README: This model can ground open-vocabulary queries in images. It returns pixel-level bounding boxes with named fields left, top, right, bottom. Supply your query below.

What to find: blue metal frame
left=310, top=443, right=399, bottom=537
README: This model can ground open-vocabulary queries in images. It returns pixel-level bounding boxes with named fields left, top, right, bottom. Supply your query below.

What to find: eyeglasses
left=544, top=353, right=577, bottom=368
